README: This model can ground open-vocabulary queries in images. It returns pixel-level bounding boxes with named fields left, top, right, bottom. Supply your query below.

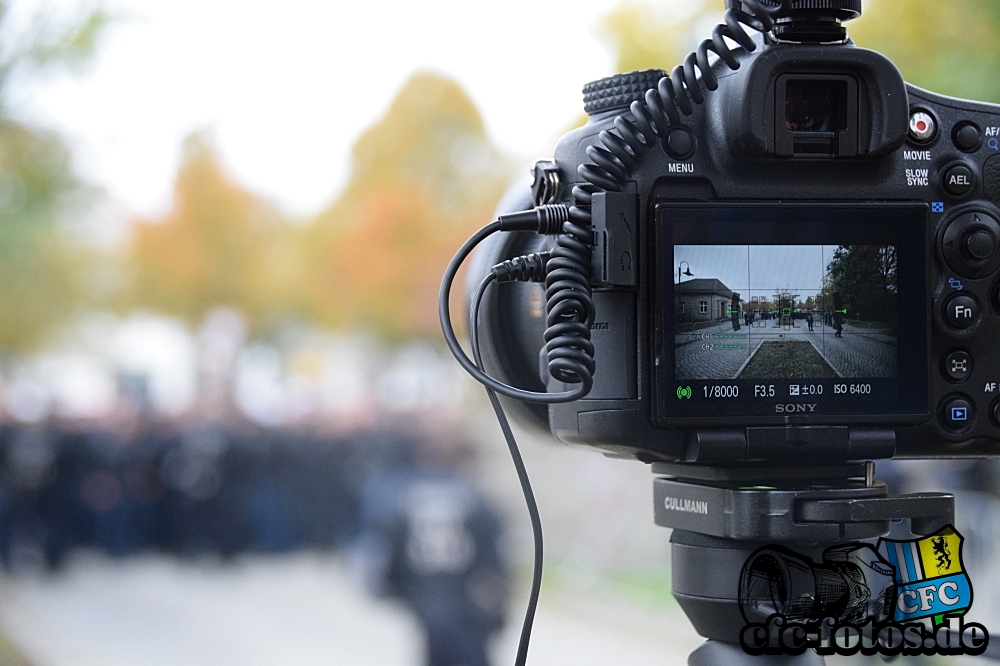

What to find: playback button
left=941, top=395, right=975, bottom=432
left=944, top=294, right=980, bottom=330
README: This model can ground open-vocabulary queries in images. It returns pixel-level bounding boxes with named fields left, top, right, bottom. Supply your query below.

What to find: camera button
left=665, top=128, right=695, bottom=160
left=965, top=228, right=997, bottom=260
left=943, top=350, right=973, bottom=382
left=944, top=294, right=980, bottom=330
left=942, top=396, right=975, bottom=432
left=943, top=164, right=975, bottom=197
left=909, top=110, right=937, bottom=143
left=942, top=211, right=1000, bottom=277
left=953, top=122, right=983, bottom=152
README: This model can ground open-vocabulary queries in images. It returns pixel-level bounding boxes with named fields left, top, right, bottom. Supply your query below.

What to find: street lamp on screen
left=678, top=261, right=693, bottom=284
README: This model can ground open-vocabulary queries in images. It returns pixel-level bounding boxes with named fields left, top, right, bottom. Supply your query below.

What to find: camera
left=469, top=0, right=1000, bottom=466
left=441, top=2, right=996, bottom=655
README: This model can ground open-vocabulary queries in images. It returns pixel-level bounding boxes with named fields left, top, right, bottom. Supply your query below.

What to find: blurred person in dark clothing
left=0, top=424, right=62, bottom=571
left=359, top=433, right=507, bottom=666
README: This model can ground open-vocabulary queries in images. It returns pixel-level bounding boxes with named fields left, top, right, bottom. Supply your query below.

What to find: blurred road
left=0, top=552, right=701, bottom=666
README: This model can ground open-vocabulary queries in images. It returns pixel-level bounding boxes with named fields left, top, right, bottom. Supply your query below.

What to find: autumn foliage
left=120, top=2, right=1000, bottom=345
left=126, top=136, right=299, bottom=332
left=125, top=72, right=509, bottom=341
left=300, top=72, right=509, bottom=339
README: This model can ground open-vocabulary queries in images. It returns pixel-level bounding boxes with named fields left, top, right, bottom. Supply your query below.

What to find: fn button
left=944, top=294, right=980, bottom=330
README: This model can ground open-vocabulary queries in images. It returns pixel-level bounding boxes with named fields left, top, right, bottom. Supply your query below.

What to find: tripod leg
left=688, top=640, right=825, bottom=666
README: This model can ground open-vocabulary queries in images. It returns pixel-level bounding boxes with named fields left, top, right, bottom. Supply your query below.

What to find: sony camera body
left=475, top=29, right=1000, bottom=465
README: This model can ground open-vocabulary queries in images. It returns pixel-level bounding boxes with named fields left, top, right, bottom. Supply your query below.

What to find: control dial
left=942, top=211, right=1000, bottom=279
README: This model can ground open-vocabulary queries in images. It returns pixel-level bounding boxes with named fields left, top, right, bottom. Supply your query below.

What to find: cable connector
left=498, top=204, right=570, bottom=235
left=492, top=252, right=551, bottom=283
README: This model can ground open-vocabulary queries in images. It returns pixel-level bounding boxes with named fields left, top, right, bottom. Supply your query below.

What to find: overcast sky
left=675, top=245, right=840, bottom=297
left=9, top=0, right=691, bottom=219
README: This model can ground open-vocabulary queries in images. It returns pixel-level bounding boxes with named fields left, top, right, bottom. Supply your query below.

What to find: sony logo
left=775, top=403, right=818, bottom=413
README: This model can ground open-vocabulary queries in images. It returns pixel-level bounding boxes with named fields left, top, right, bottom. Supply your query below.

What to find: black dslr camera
left=468, top=0, right=1000, bottom=466
left=441, top=0, right=997, bottom=658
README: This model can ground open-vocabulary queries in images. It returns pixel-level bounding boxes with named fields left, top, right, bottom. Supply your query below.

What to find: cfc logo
left=877, top=526, right=973, bottom=622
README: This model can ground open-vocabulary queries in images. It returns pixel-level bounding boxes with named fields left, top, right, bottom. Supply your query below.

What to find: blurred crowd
left=0, top=416, right=511, bottom=666
left=0, top=421, right=409, bottom=569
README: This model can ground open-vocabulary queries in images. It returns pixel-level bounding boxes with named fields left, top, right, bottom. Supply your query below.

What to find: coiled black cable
left=440, top=4, right=799, bottom=665
left=547, top=0, right=793, bottom=395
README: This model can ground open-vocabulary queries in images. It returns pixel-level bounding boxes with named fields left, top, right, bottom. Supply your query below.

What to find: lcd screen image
left=674, top=244, right=898, bottom=381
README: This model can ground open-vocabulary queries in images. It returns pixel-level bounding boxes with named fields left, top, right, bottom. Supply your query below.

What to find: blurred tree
left=600, top=0, right=716, bottom=74
left=851, top=0, right=1000, bottom=104
left=125, top=134, right=299, bottom=332
left=600, top=1, right=1000, bottom=105
left=0, top=2, right=111, bottom=352
left=301, top=71, right=510, bottom=340
left=825, top=245, right=898, bottom=325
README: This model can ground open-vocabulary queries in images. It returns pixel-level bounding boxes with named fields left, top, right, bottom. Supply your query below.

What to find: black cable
left=543, top=0, right=793, bottom=403
left=439, top=6, right=799, bottom=665
left=471, top=273, right=543, bottom=666
left=438, top=221, right=592, bottom=403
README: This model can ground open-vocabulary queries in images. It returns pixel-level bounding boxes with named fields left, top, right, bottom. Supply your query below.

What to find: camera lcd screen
left=657, top=204, right=928, bottom=424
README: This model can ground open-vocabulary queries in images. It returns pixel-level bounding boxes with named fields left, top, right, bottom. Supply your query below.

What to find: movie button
left=943, top=350, right=973, bottom=382
left=953, top=122, right=982, bottom=153
left=944, top=294, right=979, bottom=330
left=943, top=164, right=975, bottom=197
left=665, top=127, right=695, bottom=160
left=909, top=110, right=937, bottom=143
left=941, top=396, right=975, bottom=432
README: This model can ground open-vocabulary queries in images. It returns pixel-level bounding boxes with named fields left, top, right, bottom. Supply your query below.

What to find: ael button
left=942, top=395, right=975, bottom=432
left=943, top=164, right=975, bottom=197
left=944, top=294, right=980, bottom=330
